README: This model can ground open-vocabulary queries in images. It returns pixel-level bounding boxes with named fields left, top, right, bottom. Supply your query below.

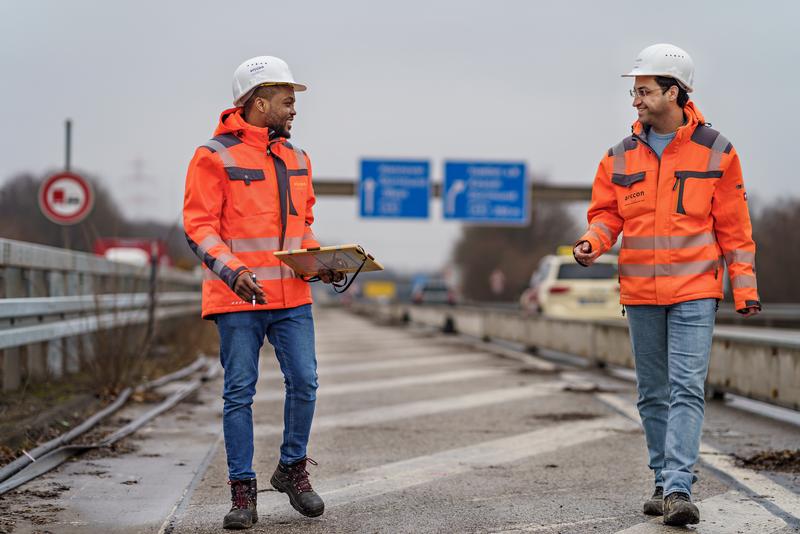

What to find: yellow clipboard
left=274, top=244, right=384, bottom=278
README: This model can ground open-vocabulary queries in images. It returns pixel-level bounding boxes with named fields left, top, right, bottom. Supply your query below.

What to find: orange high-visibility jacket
left=183, top=108, right=320, bottom=318
left=578, top=101, right=760, bottom=312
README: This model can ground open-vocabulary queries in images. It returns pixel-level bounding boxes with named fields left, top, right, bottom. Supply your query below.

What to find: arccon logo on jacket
left=578, top=101, right=760, bottom=311
left=183, top=108, right=321, bottom=318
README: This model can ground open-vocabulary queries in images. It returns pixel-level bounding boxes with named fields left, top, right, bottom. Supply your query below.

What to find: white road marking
left=699, top=445, right=800, bottom=520
left=614, top=490, right=787, bottom=533
left=317, top=344, right=465, bottom=359
left=257, top=416, right=636, bottom=514
left=253, top=368, right=507, bottom=402
left=597, top=393, right=800, bottom=529
left=254, top=382, right=566, bottom=438
left=316, top=352, right=490, bottom=374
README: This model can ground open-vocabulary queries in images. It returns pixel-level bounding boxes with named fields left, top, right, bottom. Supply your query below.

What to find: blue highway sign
left=443, top=161, right=528, bottom=224
left=359, top=160, right=430, bottom=219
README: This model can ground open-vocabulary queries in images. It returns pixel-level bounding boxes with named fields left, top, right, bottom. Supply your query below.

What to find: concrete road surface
left=2, top=308, right=800, bottom=533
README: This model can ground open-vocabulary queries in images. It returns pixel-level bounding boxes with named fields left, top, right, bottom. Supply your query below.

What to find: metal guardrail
left=0, top=238, right=201, bottom=391
left=366, top=303, right=800, bottom=411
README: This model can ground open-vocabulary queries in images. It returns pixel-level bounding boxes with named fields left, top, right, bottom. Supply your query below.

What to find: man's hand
left=737, top=306, right=761, bottom=318
left=573, top=241, right=600, bottom=267
left=233, top=271, right=266, bottom=304
left=318, top=269, right=344, bottom=285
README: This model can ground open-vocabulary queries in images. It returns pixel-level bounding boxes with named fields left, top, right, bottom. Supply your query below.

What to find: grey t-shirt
left=647, top=128, right=677, bottom=158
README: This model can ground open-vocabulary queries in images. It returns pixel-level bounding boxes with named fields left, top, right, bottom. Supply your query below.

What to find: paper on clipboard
left=274, top=244, right=384, bottom=278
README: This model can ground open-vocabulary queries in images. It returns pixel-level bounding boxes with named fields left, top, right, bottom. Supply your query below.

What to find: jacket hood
left=213, top=107, right=281, bottom=146
left=632, top=100, right=705, bottom=141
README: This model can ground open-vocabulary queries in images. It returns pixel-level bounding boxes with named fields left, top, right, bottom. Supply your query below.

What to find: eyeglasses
left=629, top=87, right=666, bottom=98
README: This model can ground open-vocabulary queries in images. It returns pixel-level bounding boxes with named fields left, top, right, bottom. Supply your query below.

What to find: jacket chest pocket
left=288, top=171, right=309, bottom=218
left=225, top=167, right=276, bottom=217
left=612, top=170, right=655, bottom=218
left=673, top=171, right=722, bottom=218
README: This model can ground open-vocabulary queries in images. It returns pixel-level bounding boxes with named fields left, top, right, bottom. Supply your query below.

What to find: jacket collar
left=631, top=100, right=705, bottom=147
left=214, top=107, right=287, bottom=150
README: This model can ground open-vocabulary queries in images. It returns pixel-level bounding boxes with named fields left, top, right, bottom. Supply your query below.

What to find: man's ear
left=256, top=97, right=269, bottom=114
left=669, top=86, right=678, bottom=102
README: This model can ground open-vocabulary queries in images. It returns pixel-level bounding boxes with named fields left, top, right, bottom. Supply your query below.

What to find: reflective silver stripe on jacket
left=724, top=249, right=756, bottom=268
left=731, top=274, right=757, bottom=289
left=204, top=140, right=237, bottom=168
left=621, top=232, right=716, bottom=250
left=229, top=237, right=281, bottom=253
left=707, top=132, right=731, bottom=172
left=619, top=258, right=718, bottom=277
left=292, top=147, right=307, bottom=172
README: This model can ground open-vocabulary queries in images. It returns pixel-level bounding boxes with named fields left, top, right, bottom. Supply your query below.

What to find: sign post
left=359, top=159, right=430, bottom=219
left=443, top=161, right=528, bottom=225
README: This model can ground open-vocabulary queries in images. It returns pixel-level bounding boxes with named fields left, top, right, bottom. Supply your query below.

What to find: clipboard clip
left=301, top=256, right=367, bottom=294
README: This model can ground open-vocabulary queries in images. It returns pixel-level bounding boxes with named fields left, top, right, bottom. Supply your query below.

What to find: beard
left=271, top=124, right=291, bottom=138
left=266, top=114, right=292, bottom=139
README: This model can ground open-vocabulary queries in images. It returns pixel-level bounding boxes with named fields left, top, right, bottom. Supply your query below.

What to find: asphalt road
left=2, top=308, right=800, bottom=533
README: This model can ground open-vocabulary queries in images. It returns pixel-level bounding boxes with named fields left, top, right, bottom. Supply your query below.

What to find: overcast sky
left=1, top=1, right=797, bottom=273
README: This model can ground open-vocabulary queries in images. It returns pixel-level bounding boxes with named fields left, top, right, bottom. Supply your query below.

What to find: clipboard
left=274, top=244, right=384, bottom=278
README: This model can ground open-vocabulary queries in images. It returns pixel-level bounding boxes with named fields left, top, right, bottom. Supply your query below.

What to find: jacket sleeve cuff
left=736, top=298, right=762, bottom=313
left=576, top=233, right=602, bottom=254
left=226, top=266, right=249, bottom=290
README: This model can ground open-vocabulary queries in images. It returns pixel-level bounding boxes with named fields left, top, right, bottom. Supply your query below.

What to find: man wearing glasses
left=573, top=44, right=760, bottom=526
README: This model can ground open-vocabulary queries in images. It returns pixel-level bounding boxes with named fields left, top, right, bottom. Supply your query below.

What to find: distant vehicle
left=94, top=238, right=172, bottom=266
left=103, top=247, right=150, bottom=266
left=411, top=277, right=458, bottom=305
left=520, top=251, right=620, bottom=319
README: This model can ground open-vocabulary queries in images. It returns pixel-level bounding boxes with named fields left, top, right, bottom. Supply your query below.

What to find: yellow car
left=520, top=252, right=621, bottom=320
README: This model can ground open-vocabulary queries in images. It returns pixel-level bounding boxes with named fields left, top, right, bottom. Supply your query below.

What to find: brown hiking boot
left=223, top=478, right=258, bottom=530
left=643, top=486, right=663, bottom=516
left=270, top=457, right=325, bottom=517
left=663, top=491, right=699, bottom=526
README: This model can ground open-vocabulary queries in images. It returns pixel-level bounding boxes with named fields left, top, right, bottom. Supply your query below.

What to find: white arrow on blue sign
left=443, top=161, right=528, bottom=224
left=359, top=159, right=430, bottom=219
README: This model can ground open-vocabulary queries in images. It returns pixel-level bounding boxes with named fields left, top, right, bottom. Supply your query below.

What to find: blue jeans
left=626, top=298, right=716, bottom=497
left=215, top=304, right=318, bottom=480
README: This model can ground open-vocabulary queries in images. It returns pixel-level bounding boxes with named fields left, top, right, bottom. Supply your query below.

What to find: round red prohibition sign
left=38, top=172, right=95, bottom=225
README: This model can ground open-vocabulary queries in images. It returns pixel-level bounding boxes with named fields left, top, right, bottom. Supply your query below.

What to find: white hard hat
left=232, top=56, right=307, bottom=107
left=621, top=43, right=695, bottom=93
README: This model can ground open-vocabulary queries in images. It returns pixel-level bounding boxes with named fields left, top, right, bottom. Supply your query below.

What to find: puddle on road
left=736, top=448, right=800, bottom=472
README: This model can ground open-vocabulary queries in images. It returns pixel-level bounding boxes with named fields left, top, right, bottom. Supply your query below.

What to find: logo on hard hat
left=250, top=64, right=265, bottom=73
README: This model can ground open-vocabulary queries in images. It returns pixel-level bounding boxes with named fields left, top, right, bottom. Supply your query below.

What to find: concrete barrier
left=363, top=303, right=800, bottom=411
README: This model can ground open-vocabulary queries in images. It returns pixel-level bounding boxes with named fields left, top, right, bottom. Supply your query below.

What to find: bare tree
left=453, top=198, right=579, bottom=301
left=751, top=197, right=800, bottom=302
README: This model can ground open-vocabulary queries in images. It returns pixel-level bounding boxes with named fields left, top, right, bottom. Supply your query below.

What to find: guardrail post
left=47, top=270, right=65, bottom=378
left=2, top=267, right=24, bottom=391
left=25, top=269, right=48, bottom=380
left=79, top=272, right=95, bottom=362
left=64, top=271, right=80, bottom=373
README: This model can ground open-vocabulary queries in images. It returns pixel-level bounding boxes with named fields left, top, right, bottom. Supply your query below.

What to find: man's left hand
left=738, top=306, right=761, bottom=318
left=319, top=269, right=344, bottom=284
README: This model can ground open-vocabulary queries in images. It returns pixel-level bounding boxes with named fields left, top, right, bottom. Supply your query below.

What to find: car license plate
left=578, top=297, right=605, bottom=305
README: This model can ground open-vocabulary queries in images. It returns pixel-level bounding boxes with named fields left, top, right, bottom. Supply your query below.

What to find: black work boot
left=223, top=478, right=258, bottom=530
left=643, top=486, right=664, bottom=516
left=270, top=457, right=325, bottom=517
left=663, top=491, right=699, bottom=526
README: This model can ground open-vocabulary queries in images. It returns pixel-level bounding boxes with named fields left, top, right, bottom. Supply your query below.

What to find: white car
left=520, top=253, right=621, bottom=320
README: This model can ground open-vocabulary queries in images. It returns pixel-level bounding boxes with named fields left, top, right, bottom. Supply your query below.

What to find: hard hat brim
left=621, top=71, right=693, bottom=92
left=233, top=82, right=308, bottom=107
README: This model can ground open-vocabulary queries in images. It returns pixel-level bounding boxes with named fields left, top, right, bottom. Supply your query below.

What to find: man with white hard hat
left=574, top=44, right=760, bottom=526
left=184, top=55, right=341, bottom=529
